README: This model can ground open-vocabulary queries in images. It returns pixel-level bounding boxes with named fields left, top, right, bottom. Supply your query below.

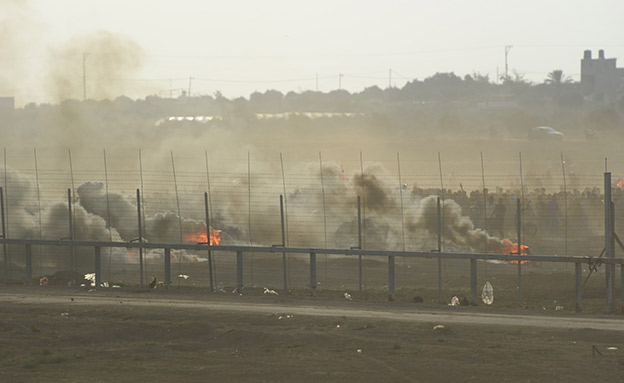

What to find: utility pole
left=82, top=52, right=89, bottom=100
left=188, top=76, right=194, bottom=97
left=504, top=45, right=513, bottom=81
left=389, top=68, right=392, bottom=89
left=338, top=73, right=343, bottom=90
left=316, top=73, right=318, bottom=92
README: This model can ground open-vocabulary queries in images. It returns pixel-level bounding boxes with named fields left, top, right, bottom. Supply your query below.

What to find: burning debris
left=414, top=195, right=529, bottom=260
left=499, top=239, right=529, bottom=256
left=414, top=195, right=502, bottom=252
left=37, top=270, right=90, bottom=287
left=148, top=277, right=165, bottom=289
left=185, top=227, right=222, bottom=245
left=2, top=159, right=530, bottom=274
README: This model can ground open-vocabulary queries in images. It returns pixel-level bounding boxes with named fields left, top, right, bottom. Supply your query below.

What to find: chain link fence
left=0, top=148, right=620, bottom=306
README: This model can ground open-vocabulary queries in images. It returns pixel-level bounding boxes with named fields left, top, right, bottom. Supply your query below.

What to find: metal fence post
left=437, top=196, right=442, bottom=302
left=310, top=251, right=317, bottom=297
left=25, top=244, right=32, bottom=285
left=280, top=195, right=287, bottom=293
left=236, top=251, right=243, bottom=293
left=575, top=262, right=582, bottom=312
left=517, top=261, right=522, bottom=306
left=204, top=192, right=214, bottom=292
left=604, top=172, right=613, bottom=313
left=621, top=264, right=624, bottom=313
left=388, top=255, right=395, bottom=301
left=95, top=246, right=101, bottom=288
left=516, top=198, right=521, bottom=254
left=137, top=189, right=144, bottom=288
left=68, top=188, right=75, bottom=274
left=164, top=248, right=171, bottom=289
left=470, top=257, right=477, bottom=303
left=517, top=198, right=523, bottom=306
left=357, top=196, right=363, bottom=299
left=1, top=187, right=6, bottom=283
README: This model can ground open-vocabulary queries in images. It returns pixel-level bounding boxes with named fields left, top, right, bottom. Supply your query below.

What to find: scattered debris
left=84, top=273, right=96, bottom=287
left=449, top=296, right=460, bottom=306
left=263, top=287, right=278, bottom=295
left=61, top=312, right=69, bottom=318
left=148, top=277, right=157, bottom=289
left=555, top=305, right=564, bottom=311
left=336, top=324, right=341, bottom=328
left=592, top=345, right=603, bottom=356
left=38, top=270, right=89, bottom=287
left=607, top=347, right=618, bottom=351
left=278, top=314, right=293, bottom=320
left=344, top=292, right=352, bottom=301
left=356, top=349, right=362, bottom=354
left=433, top=325, right=445, bottom=330
left=178, top=274, right=190, bottom=280
left=482, top=281, right=494, bottom=305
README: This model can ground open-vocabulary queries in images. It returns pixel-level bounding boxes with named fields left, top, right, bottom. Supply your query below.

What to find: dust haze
left=0, top=1, right=623, bottom=267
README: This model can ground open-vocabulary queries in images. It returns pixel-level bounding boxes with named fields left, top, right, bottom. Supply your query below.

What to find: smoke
left=46, top=30, right=146, bottom=102
left=0, top=0, right=35, bottom=96
left=353, top=165, right=397, bottom=214
left=412, top=195, right=503, bottom=252
left=0, top=0, right=145, bottom=104
left=76, top=181, right=205, bottom=243
left=1, top=159, right=510, bottom=270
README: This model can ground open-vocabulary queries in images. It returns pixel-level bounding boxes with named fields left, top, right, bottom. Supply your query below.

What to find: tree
left=545, top=70, right=572, bottom=86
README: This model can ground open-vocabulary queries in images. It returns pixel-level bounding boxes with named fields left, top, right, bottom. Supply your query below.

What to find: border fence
left=0, top=149, right=622, bottom=313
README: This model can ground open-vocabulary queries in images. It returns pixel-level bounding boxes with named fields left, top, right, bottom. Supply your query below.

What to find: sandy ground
left=1, top=285, right=623, bottom=383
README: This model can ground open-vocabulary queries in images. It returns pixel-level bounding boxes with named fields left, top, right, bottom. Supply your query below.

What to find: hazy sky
left=3, top=0, right=624, bottom=105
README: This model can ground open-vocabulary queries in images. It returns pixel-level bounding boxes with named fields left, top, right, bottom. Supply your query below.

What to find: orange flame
left=499, top=239, right=529, bottom=263
left=185, top=227, right=221, bottom=245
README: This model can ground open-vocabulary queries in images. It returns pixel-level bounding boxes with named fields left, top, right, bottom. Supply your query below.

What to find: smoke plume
left=413, top=195, right=503, bottom=252
left=46, top=31, right=146, bottom=102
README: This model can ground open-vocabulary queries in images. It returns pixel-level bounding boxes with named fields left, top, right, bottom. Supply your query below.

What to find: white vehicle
left=528, top=126, right=564, bottom=140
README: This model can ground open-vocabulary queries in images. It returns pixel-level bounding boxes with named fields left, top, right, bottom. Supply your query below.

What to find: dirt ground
left=1, top=283, right=624, bottom=383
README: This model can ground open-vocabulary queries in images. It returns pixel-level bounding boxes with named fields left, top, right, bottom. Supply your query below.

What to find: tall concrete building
left=580, top=50, right=624, bottom=105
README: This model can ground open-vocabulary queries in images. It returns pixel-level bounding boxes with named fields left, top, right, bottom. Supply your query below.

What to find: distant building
left=580, top=50, right=624, bottom=105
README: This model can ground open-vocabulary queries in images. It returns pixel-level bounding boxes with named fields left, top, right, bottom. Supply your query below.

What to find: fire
left=499, top=239, right=529, bottom=264
left=185, top=227, right=222, bottom=245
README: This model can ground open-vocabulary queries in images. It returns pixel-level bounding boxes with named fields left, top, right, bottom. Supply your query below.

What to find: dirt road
left=2, top=290, right=623, bottom=332
left=1, top=287, right=623, bottom=382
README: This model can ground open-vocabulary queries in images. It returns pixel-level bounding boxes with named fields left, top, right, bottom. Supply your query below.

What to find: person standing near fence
left=486, top=194, right=496, bottom=231
left=545, top=195, right=559, bottom=235
left=492, top=198, right=506, bottom=238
